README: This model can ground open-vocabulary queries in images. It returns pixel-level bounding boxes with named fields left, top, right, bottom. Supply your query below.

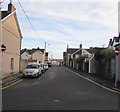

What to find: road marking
left=65, top=68, right=120, bottom=94
left=0, top=79, right=23, bottom=90
left=2, top=78, right=22, bottom=87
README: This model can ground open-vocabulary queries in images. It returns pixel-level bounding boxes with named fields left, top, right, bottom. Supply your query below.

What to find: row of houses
left=20, top=47, right=49, bottom=72
left=0, top=2, right=49, bottom=77
left=63, top=37, right=120, bottom=79
left=63, top=44, right=102, bottom=73
left=21, top=47, right=48, bottom=62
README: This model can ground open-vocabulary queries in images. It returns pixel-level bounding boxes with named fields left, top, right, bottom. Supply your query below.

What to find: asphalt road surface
left=2, top=66, right=119, bottom=110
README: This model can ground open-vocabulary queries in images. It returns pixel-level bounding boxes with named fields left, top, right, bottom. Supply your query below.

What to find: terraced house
left=20, top=47, right=49, bottom=72
left=1, top=2, right=22, bottom=77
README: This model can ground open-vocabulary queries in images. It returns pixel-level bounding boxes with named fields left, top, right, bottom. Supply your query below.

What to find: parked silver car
left=39, top=63, right=45, bottom=74
left=44, top=63, right=48, bottom=71
left=23, top=63, right=42, bottom=78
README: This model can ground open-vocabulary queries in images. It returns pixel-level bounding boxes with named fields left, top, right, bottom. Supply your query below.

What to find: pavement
left=2, top=73, right=23, bottom=87
left=1, top=66, right=120, bottom=92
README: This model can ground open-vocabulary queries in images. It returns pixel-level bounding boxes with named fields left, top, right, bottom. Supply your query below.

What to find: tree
left=95, top=48, right=115, bottom=63
left=94, top=48, right=115, bottom=78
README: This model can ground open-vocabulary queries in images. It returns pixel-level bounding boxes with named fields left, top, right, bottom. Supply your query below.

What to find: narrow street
left=2, top=66, right=118, bottom=110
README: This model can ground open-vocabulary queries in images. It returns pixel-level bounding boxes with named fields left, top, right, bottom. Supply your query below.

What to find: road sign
left=1, top=44, right=6, bottom=52
left=115, top=48, right=119, bottom=56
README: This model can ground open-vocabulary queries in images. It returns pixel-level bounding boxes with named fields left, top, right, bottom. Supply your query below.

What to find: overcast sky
left=2, top=0, right=119, bottom=59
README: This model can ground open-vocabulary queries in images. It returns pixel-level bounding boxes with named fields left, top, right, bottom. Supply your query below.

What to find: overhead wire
left=17, top=0, right=40, bottom=38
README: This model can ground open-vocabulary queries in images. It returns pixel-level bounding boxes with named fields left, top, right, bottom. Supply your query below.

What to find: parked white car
left=23, top=63, right=42, bottom=78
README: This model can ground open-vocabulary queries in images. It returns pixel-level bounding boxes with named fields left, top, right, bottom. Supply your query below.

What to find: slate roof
left=20, top=49, right=27, bottom=54
left=1, top=11, right=11, bottom=20
left=21, top=48, right=45, bottom=55
left=67, top=48, right=79, bottom=54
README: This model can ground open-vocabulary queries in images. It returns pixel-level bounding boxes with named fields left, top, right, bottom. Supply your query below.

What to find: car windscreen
left=26, top=64, right=39, bottom=69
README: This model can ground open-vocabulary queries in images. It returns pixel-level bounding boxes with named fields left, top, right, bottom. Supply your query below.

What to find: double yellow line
left=0, top=79, right=23, bottom=90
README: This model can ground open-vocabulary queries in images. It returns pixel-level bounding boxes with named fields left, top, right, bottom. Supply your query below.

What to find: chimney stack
left=108, top=39, right=113, bottom=48
left=37, top=47, right=40, bottom=50
left=67, top=45, right=69, bottom=49
left=8, top=0, right=16, bottom=12
left=80, top=43, right=82, bottom=49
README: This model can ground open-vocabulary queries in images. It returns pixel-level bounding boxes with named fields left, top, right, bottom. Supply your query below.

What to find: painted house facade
left=66, top=48, right=79, bottom=67
left=70, top=44, right=92, bottom=70
left=21, top=48, right=44, bottom=63
left=21, top=49, right=32, bottom=60
left=1, top=3, right=22, bottom=76
left=21, top=47, right=49, bottom=63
